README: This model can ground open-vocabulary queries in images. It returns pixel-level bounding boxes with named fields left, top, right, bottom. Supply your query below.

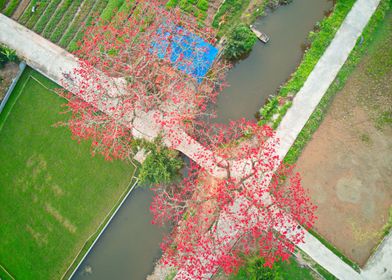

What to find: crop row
left=68, top=0, right=109, bottom=52
left=33, top=0, right=62, bottom=33
left=3, top=0, right=19, bottom=16
left=100, top=0, right=124, bottom=22
left=58, top=0, right=98, bottom=48
left=25, top=1, right=50, bottom=29
left=166, top=0, right=209, bottom=21
left=50, top=0, right=84, bottom=43
left=118, top=0, right=136, bottom=15
left=0, top=0, right=7, bottom=12
left=18, top=1, right=35, bottom=25
left=42, top=0, right=74, bottom=38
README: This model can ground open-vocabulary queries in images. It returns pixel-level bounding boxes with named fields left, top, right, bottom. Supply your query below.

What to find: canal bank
left=214, top=0, right=334, bottom=123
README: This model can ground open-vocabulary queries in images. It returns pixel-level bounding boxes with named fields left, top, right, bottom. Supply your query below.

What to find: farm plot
left=0, top=67, right=135, bottom=279
left=1, top=0, right=138, bottom=51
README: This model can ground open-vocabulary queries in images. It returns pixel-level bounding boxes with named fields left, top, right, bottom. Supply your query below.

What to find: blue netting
left=151, top=26, right=218, bottom=83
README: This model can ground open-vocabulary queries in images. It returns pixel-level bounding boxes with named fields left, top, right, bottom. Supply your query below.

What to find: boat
left=249, top=25, right=270, bottom=43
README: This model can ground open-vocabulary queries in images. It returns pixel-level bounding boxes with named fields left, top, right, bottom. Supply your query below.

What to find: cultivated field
left=296, top=11, right=392, bottom=266
left=0, top=68, right=136, bottom=279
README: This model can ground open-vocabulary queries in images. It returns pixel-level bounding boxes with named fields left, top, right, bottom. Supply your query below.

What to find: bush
left=138, top=140, right=183, bottom=185
left=0, top=44, right=18, bottom=68
left=224, top=23, right=257, bottom=61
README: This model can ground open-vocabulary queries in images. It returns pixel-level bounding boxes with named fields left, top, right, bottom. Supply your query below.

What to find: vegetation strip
left=258, top=0, right=356, bottom=129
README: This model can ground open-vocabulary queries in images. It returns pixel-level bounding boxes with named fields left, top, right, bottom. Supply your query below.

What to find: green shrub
left=166, top=0, right=180, bottom=9
left=138, top=140, right=183, bottom=185
left=0, top=44, right=18, bottom=68
left=224, top=23, right=257, bottom=60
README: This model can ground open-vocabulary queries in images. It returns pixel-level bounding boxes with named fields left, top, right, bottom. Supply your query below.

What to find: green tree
left=224, top=23, right=257, bottom=61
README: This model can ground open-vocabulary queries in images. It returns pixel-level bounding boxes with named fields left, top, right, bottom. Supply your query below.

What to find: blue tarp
left=152, top=26, right=218, bottom=83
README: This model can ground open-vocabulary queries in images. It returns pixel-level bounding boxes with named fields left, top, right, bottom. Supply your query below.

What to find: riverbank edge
left=62, top=168, right=138, bottom=280
left=284, top=0, right=391, bottom=271
left=258, top=0, right=356, bottom=129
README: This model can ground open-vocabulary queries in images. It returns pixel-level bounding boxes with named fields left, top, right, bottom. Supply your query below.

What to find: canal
left=72, top=0, right=334, bottom=279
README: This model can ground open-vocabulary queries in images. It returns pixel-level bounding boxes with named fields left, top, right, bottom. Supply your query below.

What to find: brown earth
left=295, top=14, right=392, bottom=267
left=11, top=0, right=30, bottom=20
left=0, top=62, right=19, bottom=101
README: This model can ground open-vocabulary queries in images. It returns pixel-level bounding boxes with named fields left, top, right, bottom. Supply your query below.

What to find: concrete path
left=362, top=232, right=392, bottom=280
left=274, top=0, right=381, bottom=160
left=0, top=0, right=386, bottom=278
left=273, top=0, right=383, bottom=279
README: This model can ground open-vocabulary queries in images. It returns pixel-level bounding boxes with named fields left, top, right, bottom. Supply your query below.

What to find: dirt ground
left=11, top=0, right=31, bottom=20
left=295, top=14, right=392, bottom=266
left=0, top=62, right=19, bottom=101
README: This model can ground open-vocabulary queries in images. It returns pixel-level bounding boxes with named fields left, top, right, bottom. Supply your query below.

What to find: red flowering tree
left=60, top=0, right=227, bottom=160
left=151, top=120, right=316, bottom=278
left=59, top=1, right=316, bottom=278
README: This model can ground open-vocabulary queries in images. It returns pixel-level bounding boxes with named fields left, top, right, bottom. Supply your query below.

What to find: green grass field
left=0, top=67, right=135, bottom=280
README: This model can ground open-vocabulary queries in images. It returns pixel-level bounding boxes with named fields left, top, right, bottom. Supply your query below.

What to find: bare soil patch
left=295, top=15, right=392, bottom=266
left=12, top=0, right=30, bottom=20
left=0, top=62, right=19, bottom=101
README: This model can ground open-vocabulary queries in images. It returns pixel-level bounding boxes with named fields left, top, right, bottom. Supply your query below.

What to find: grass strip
left=258, top=0, right=356, bottom=129
left=212, top=0, right=251, bottom=37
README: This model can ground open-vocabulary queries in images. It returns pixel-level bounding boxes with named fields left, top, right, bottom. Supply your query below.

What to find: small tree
left=137, top=138, right=183, bottom=185
left=224, top=24, right=257, bottom=61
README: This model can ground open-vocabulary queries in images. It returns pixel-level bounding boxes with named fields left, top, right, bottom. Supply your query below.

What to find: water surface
left=214, top=0, right=333, bottom=123
left=72, top=188, right=164, bottom=280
